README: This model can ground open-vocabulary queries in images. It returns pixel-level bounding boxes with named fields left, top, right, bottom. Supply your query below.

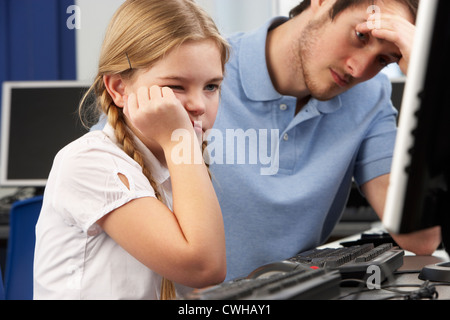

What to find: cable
left=338, top=279, right=442, bottom=300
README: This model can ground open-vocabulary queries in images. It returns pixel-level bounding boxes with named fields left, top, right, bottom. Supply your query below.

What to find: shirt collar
left=239, top=17, right=287, bottom=101
left=312, top=95, right=342, bottom=114
left=103, top=123, right=170, bottom=185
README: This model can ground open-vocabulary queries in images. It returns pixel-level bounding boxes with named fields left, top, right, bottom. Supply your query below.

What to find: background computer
left=383, top=0, right=450, bottom=281
left=0, top=80, right=90, bottom=225
left=0, top=81, right=90, bottom=189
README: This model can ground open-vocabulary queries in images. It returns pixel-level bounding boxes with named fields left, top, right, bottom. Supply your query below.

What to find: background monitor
left=0, top=81, right=90, bottom=188
left=383, top=0, right=450, bottom=258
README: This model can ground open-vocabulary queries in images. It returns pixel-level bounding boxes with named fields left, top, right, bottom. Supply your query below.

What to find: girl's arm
left=97, top=86, right=225, bottom=288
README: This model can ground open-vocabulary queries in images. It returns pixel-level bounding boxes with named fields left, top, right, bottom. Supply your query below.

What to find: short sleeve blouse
left=33, top=124, right=191, bottom=299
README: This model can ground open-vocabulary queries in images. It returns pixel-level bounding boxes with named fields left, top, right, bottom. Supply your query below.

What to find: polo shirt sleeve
left=50, top=138, right=155, bottom=235
left=353, top=74, right=398, bottom=187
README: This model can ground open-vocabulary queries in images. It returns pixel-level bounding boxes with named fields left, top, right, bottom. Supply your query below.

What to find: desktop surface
left=329, top=228, right=450, bottom=300
left=338, top=254, right=450, bottom=300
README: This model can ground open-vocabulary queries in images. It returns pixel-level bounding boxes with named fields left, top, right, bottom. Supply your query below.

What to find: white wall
left=75, top=0, right=126, bottom=81
left=198, top=0, right=276, bottom=36
left=276, top=0, right=303, bottom=16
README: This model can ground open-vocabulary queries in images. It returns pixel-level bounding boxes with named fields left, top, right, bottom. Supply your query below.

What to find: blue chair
left=0, top=265, right=5, bottom=300
left=4, top=195, right=43, bottom=300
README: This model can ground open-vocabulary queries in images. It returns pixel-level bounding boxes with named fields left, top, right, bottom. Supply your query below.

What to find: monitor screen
left=389, top=77, right=405, bottom=113
left=1, top=81, right=90, bottom=187
left=383, top=0, right=450, bottom=252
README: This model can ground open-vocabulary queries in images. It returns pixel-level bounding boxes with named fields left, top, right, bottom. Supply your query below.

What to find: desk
left=326, top=226, right=450, bottom=300
left=338, top=254, right=450, bottom=300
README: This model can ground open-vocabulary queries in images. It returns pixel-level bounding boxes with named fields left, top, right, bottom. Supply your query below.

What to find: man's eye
left=356, top=31, right=369, bottom=42
left=378, top=56, right=394, bottom=67
left=379, top=57, right=388, bottom=67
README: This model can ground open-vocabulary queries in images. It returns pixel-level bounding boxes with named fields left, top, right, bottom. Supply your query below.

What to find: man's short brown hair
left=289, top=0, right=420, bottom=22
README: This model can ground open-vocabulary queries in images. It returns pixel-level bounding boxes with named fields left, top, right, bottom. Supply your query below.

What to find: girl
left=33, top=0, right=229, bottom=300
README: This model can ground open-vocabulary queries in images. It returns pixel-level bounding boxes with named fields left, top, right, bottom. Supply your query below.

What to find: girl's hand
left=123, top=85, right=193, bottom=147
left=357, top=12, right=416, bottom=75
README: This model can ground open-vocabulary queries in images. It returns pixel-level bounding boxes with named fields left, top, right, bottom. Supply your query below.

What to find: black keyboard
left=288, top=243, right=404, bottom=283
left=0, top=187, right=38, bottom=225
left=184, top=264, right=341, bottom=300
left=183, top=243, right=403, bottom=300
left=0, top=206, right=10, bottom=225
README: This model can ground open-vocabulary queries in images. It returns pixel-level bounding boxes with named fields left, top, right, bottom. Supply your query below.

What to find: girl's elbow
left=185, top=254, right=227, bottom=288
left=201, top=264, right=227, bottom=287
left=196, top=258, right=227, bottom=288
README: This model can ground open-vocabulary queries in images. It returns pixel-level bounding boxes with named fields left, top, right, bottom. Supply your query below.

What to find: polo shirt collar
left=313, top=95, right=342, bottom=114
left=239, top=17, right=287, bottom=101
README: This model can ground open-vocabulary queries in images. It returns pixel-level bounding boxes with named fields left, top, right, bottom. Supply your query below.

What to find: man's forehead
left=342, top=1, right=413, bottom=22
left=370, top=0, right=415, bottom=23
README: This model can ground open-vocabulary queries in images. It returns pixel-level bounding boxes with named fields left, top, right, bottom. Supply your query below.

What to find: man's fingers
left=371, top=28, right=399, bottom=44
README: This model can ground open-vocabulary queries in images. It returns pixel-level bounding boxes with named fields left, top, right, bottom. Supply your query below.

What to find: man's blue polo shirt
left=210, top=18, right=398, bottom=280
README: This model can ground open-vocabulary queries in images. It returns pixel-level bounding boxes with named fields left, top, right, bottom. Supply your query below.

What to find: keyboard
left=183, top=263, right=341, bottom=300
left=0, top=187, right=38, bottom=225
left=287, top=243, right=404, bottom=283
left=0, top=204, right=11, bottom=225
left=183, top=242, right=404, bottom=300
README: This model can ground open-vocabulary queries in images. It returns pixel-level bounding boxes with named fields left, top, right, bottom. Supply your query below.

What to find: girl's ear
left=104, top=74, right=126, bottom=108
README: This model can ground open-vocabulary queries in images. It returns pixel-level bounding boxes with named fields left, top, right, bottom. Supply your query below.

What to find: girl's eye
left=205, top=84, right=219, bottom=92
left=168, top=85, right=184, bottom=91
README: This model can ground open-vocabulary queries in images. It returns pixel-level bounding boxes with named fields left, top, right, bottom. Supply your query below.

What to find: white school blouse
left=33, top=124, right=192, bottom=300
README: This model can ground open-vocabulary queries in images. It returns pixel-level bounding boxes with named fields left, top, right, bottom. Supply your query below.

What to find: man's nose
left=346, top=53, right=377, bottom=80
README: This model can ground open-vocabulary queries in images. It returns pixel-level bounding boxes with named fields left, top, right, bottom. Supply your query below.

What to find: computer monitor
left=383, top=0, right=450, bottom=279
left=0, top=81, right=90, bottom=188
left=389, top=76, right=406, bottom=113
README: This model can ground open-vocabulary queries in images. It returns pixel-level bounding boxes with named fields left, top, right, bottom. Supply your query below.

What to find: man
left=210, top=0, right=441, bottom=280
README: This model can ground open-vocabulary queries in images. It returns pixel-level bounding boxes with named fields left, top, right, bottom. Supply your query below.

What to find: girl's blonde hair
left=79, top=0, right=229, bottom=300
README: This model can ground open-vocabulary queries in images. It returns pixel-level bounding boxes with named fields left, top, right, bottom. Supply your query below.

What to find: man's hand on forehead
left=356, top=4, right=416, bottom=74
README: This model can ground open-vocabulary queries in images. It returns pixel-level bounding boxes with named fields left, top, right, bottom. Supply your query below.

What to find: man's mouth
left=330, top=69, right=349, bottom=87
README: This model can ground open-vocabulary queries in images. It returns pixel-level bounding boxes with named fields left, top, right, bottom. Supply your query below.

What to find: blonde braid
left=101, top=89, right=176, bottom=300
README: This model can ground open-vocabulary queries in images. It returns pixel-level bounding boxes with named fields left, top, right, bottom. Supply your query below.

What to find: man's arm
left=361, top=174, right=442, bottom=255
